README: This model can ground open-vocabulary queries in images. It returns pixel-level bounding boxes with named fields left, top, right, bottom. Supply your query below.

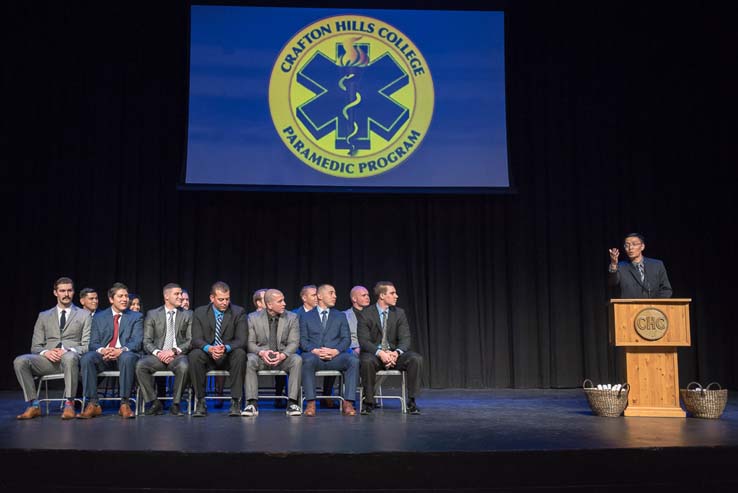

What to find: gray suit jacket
left=31, top=304, right=91, bottom=354
left=343, top=308, right=360, bottom=349
left=143, top=305, right=193, bottom=355
left=247, top=309, right=300, bottom=356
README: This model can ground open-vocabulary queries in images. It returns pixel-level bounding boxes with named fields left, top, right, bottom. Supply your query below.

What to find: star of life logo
left=269, top=15, right=434, bottom=178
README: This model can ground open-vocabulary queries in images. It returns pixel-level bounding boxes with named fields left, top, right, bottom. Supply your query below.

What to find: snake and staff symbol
left=337, top=37, right=369, bottom=156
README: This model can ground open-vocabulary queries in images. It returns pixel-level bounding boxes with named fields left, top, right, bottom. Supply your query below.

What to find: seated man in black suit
left=188, top=281, right=248, bottom=417
left=358, top=281, right=423, bottom=415
left=608, top=233, right=673, bottom=298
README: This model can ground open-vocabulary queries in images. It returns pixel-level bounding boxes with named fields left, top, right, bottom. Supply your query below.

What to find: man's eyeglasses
left=623, top=243, right=642, bottom=249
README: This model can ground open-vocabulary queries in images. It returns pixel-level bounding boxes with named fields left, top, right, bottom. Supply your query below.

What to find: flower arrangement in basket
left=680, top=382, right=728, bottom=419
left=582, top=379, right=629, bottom=417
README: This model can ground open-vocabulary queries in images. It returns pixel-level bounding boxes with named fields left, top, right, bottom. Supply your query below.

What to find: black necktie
left=59, top=310, right=67, bottom=331
left=269, top=316, right=279, bottom=351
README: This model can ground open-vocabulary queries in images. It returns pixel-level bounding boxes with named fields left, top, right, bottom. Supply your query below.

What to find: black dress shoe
left=193, top=401, right=207, bottom=417
left=360, top=402, right=374, bottom=415
left=407, top=401, right=421, bottom=415
left=144, top=400, right=164, bottom=416
left=169, top=403, right=185, bottom=416
left=229, top=399, right=242, bottom=416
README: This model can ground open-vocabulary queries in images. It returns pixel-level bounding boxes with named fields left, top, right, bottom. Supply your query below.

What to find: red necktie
left=108, top=314, right=121, bottom=348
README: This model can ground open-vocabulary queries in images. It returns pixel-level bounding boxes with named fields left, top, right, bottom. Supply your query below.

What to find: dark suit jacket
left=143, top=305, right=193, bottom=354
left=608, top=256, right=673, bottom=298
left=191, top=303, right=247, bottom=350
left=89, top=308, right=144, bottom=353
left=358, top=304, right=412, bottom=354
left=247, top=309, right=300, bottom=355
left=299, top=307, right=350, bottom=353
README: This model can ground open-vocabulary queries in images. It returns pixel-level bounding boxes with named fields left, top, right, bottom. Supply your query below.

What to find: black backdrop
left=2, top=1, right=737, bottom=390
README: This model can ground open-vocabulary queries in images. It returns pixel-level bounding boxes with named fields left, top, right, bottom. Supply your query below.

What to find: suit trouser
left=301, top=352, right=359, bottom=401
left=322, top=349, right=359, bottom=395
left=245, top=353, right=302, bottom=402
left=359, top=351, right=423, bottom=405
left=135, top=354, right=189, bottom=404
left=14, top=351, right=81, bottom=401
left=80, top=350, right=140, bottom=400
left=188, top=348, right=246, bottom=400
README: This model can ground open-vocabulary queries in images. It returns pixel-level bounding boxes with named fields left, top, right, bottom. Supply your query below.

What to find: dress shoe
left=61, top=405, right=76, bottom=420
left=341, top=401, right=357, bottom=416
left=169, top=402, right=185, bottom=416
left=304, top=400, right=316, bottom=417
left=16, top=406, right=41, bottom=420
left=360, top=402, right=373, bottom=415
left=193, top=401, right=207, bottom=417
left=144, top=399, right=164, bottom=416
left=229, top=399, right=242, bottom=416
left=118, top=402, right=135, bottom=419
left=407, top=400, right=421, bottom=415
left=77, top=403, right=102, bottom=419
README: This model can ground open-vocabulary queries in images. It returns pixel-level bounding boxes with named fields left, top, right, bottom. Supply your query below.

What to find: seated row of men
left=14, top=278, right=423, bottom=420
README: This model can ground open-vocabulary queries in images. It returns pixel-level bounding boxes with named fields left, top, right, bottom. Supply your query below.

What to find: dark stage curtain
left=3, top=2, right=736, bottom=390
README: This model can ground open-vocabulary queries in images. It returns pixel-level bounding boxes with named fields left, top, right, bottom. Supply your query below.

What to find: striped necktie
left=214, top=311, right=223, bottom=346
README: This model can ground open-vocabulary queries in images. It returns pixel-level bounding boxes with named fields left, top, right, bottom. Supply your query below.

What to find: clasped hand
left=101, top=347, right=123, bottom=361
left=208, top=344, right=226, bottom=361
left=259, top=350, right=286, bottom=366
left=312, top=347, right=339, bottom=360
left=157, top=349, right=177, bottom=364
left=379, top=350, right=399, bottom=368
left=43, top=347, right=67, bottom=363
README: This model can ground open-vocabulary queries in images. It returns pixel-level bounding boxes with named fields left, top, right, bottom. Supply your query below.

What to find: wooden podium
left=610, top=298, right=691, bottom=417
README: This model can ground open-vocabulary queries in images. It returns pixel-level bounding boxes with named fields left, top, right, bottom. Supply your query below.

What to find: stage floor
left=2, top=388, right=737, bottom=491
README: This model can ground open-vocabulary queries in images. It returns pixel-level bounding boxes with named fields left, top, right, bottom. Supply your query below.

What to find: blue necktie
left=214, top=312, right=223, bottom=345
left=320, top=310, right=328, bottom=329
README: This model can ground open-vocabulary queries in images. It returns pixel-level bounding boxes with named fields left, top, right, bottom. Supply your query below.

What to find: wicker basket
left=680, top=382, right=728, bottom=419
left=582, top=379, right=629, bottom=417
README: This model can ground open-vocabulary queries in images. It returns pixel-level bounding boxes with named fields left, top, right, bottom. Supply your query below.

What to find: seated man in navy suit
left=78, top=282, right=143, bottom=419
left=300, top=284, right=359, bottom=416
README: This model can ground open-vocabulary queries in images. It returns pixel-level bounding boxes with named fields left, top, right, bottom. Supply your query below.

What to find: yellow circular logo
left=269, top=15, right=434, bottom=178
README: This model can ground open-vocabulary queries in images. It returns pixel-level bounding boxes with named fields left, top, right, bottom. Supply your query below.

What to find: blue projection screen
left=185, top=5, right=509, bottom=192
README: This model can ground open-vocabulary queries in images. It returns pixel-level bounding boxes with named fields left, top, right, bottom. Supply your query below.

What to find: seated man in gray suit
left=243, top=289, right=302, bottom=417
left=136, top=283, right=192, bottom=416
left=344, top=285, right=370, bottom=356
left=300, top=284, right=359, bottom=417
left=358, top=281, right=423, bottom=415
left=14, top=277, right=91, bottom=420
left=608, top=233, right=673, bottom=298
left=78, top=282, right=144, bottom=419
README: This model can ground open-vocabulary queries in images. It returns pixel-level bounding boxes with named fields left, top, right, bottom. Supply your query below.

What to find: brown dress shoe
left=118, top=402, right=135, bottom=419
left=342, top=401, right=357, bottom=416
left=16, top=406, right=42, bottom=420
left=61, top=405, right=76, bottom=420
left=304, top=400, right=316, bottom=417
left=77, top=403, right=102, bottom=419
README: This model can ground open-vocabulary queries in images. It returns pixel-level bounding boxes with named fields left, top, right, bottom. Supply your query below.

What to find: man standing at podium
left=608, top=233, right=672, bottom=298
